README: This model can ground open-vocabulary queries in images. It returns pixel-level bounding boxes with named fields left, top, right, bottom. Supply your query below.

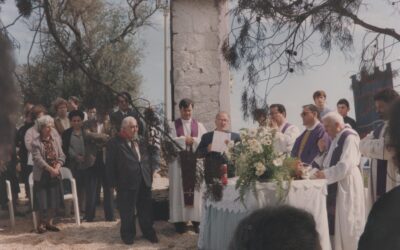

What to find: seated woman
left=32, top=115, right=65, bottom=233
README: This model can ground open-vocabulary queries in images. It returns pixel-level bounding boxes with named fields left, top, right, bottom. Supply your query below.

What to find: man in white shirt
left=268, top=104, right=300, bottom=155
left=314, top=112, right=365, bottom=250
left=168, top=99, right=207, bottom=233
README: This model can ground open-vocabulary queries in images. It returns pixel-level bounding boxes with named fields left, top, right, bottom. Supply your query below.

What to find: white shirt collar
left=181, top=118, right=192, bottom=123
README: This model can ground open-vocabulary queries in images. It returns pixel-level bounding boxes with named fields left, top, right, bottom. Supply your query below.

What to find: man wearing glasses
left=268, top=104, right=300, bottom=155
left=291, top=104, right=331, bottom=166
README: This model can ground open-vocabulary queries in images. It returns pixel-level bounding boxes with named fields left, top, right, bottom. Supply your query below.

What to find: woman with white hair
left=31, top=115, right=65, bottom=233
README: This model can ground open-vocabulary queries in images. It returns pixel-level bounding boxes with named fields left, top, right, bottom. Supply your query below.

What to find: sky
left=1, top=0, right=400, bottom=131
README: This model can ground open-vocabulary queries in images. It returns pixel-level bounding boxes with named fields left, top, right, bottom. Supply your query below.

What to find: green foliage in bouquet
left=226, top=127, right=298, bottom=203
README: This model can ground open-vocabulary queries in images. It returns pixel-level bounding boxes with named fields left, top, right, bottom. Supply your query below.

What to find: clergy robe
left=360, top=121, right=399, bottom=208
left=315, top=126, right=365, bottom=250
left=291, top=122, right=331, bottom=165
left=273, top=122, right=300, bottom=155
left=168, top=118, right=207, bottom=223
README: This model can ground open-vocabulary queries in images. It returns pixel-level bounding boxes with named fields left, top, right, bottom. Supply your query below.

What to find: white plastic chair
left=60, top=167, right=80, bottom=225
left=28, top=173, right=38, bottom=230
left=5, top=180, right=15, bottom=228
left=28, top=167, right=81, bottom=230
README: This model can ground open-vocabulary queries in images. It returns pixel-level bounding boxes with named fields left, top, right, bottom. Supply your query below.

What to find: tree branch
left=337, top=5, right=400, bottom=41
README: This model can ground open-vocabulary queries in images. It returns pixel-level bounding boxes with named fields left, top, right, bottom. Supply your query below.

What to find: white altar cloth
left=198, top=178, right=331, bottom=250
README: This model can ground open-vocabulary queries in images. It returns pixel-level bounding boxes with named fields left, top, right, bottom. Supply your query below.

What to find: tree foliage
left=17, top=1, right=143, bottom=112
left=2, top=0, right=158, bottom=113
left=223, top=0, right=400, bottom=119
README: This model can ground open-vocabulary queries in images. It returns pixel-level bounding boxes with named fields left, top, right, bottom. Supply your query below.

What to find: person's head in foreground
left=229, top=205, right=321, bottom=250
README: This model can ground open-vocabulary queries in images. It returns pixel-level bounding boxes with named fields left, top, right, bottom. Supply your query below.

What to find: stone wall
left=171, top=0, right=230, bottom=130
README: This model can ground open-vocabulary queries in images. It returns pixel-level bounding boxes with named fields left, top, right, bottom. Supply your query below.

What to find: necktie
left=298, top=130, right=311, bottom=159
left=130, top=140, right=141, bottom=161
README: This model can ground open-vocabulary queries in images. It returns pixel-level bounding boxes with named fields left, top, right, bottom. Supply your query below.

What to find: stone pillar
left=171, top=0, right=230, bottom=130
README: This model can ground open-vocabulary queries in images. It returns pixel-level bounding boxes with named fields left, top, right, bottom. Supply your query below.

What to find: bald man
left=197, top=112, right=240, bottom=177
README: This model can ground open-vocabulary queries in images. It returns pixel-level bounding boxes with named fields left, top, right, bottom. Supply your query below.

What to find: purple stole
left=372, top=123, right=387, bottom=199
left=326, top=130, right=357, bottom=235
left=174, top=119, right=199, bottom=206
left=281, top=123, right=291, bottom=134
left=291, top=123, right=328, bottom=164
left=174, top=119, right=198, bottom=138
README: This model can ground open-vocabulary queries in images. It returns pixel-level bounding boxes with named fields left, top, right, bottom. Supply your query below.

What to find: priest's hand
left=293, top=160, right=304, bottom=178
left=317, top=139, right=326, bottom=152
left=268, top=119, right=278, bottom=129
left=185, top=136, right=194, bottom=146
left=207, top=144, right=212, bottom=152
left=314, top=170, right=326, bottom=179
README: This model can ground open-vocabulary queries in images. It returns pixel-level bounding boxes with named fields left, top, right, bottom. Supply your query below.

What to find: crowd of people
left=168, top=89, right=400, bottom=250
left=0, top=92, right=159, bottom=243
left=1, top=87, right=400, bottom=250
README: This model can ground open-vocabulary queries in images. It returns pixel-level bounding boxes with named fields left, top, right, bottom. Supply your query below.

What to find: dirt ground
left=0, top=178, right=198, bottom=250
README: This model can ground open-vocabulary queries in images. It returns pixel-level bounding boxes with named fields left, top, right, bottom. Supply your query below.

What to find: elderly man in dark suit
left=106, top=116, right=159, bottom=245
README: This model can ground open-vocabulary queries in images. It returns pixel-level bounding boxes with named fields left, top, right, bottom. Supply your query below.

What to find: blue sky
left=2, top=1, right=400, bottom=131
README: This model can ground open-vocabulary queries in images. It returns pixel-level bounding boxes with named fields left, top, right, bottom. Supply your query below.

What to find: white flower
left=248, top=139, right=262, bottom=153
left=255, top=162, right=266, bottom=176
left=258, top=126, right=272, bottom=137
left=248, top=128, right=257, bottom=138
left=239, top=129, right=248, bottom=138
left=227, top=140, right=235, bottom=149
left=273, top=158, right=283, bottom=166
left=260, top=137, right=272, bottom=146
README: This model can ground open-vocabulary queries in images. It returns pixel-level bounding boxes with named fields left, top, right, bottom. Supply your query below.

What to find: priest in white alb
left=313, top=112, right=365, bottom=250
left=268, top=104, right=300, bottom=155
left=360, top=89, right=400, bottom=208
left=168, top=98, right=207, bottom=234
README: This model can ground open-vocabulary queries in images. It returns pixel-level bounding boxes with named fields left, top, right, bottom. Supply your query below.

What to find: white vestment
left=273, top=122, right=300, bottom=155
left=315, top=127, right=365, bottom=250
left=168, top=118, right=207, bottom=223
left=360, top=121, right=399, bottom=209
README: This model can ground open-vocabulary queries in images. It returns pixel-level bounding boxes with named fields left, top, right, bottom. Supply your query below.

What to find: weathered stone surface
left=174, top=67, right=220, bottom=87
left=191, top=84, right=220, bottom=102
left=172, top=0, right=229, bottom=130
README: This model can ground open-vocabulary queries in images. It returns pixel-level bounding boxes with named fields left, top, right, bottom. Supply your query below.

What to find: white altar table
left=198, top=178, right=331, bottom=250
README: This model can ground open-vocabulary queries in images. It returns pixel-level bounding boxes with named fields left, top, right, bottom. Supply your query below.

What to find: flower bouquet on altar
left=226, top=127, right=299, bottom=203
